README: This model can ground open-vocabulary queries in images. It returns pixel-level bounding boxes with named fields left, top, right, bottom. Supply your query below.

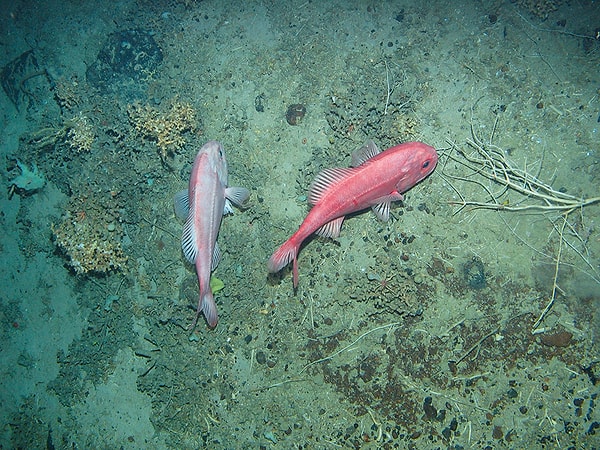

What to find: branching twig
left=383, top=60, right=392, bottom=115
left=445, top=129, right=600, bottom=214
left=443, top=116, right=599, bottom=331
left=532, top=215, right=566, bottom=331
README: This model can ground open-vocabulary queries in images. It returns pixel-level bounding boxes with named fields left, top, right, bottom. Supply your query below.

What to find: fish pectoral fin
left=351, top=140, right=380, bottom=167
left=371, top=192, right=404, bottom=221
left=224, top=199, right=234, bottom=215
left=225, top=186, right=251, bottom=209
left=174, top=189, right=190, bottom=220
left=212, top=242, right=221, bottom=270
left=371, top=201, right=391, bottom=221
left=315, top=216, right=345, bottom=239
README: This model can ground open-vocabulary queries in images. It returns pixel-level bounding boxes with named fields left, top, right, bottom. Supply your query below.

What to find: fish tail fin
left=292, top=254, right=299, bottom=289
left=190, top=290, right=219, bottom=330
left=268, top=238, right=300, bottom=288
left=201, top=291, right=219, bottom=328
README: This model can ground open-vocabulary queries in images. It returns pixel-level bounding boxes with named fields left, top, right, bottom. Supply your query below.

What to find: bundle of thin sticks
left=442, top=116, right=599, bottom=331
left=444, top=119, right=600, bottom=214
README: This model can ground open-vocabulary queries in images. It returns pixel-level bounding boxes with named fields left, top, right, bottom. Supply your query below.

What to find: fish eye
left=422, top=160, right=430, bottom=169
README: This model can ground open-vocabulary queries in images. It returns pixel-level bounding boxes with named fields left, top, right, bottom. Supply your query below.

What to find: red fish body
left=268, top=140, right=438, bottom=287
left=175, top=140, right=249, bottom=328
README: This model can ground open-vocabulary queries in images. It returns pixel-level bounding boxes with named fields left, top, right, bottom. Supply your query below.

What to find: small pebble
left=540, top=331, right=573, bottom=347
left=423, top=396, right=437, bottom=419
left=256, top=351, right=267, bottom=364
left=263, top=430, right=277, bottom=444
left=449, top=417, right=458, bottom=431
left=367, top=272, right=381, bottom=281
left=492, top=425, right=503, bottom=439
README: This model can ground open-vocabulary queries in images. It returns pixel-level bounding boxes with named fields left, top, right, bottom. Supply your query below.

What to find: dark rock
left=492, top=425, right=503, bottom=439
left=256, top=351, right=267, bottom=364
left=540, top=331, right=573, bottom=347
left=463, top=256, right=486, bottom=289
left=286, top=104, right=306, bottom=125
left=86, top=29, right=163, bottom=99
left=423, top=396, right=437, bottom=419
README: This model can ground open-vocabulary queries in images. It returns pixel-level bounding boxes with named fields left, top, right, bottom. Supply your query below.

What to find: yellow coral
left=66, top=114, right=95, bottom=153
left=53, top=222, right=127, bottom=274
left=392, top=115, right=419, bottom=139
left=128, top=100, right=197, bottom=160
left=52, top=194, right=127, bottom=275
left=53, top=77, right=81, bottom=110
left=26, top=114, right=95, bottom=153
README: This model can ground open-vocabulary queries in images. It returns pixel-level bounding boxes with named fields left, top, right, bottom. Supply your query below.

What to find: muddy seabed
left=0, top=0, right=598, bottom=448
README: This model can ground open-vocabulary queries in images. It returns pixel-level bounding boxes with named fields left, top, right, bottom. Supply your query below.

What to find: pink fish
left=175, top=140, right=249, bottom=328
left=268, top=140, right=438, bottom=287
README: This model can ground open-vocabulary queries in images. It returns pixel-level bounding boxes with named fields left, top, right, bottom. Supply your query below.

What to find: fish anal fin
left=212, top=242, right=221, bottom=270
left=315, top=216, right=345, bottom=239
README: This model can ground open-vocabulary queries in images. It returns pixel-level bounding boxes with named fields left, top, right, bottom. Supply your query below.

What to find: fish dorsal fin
left=309, top=167, right=356, bottom=205
left=174, top=189, right=190, bottom=220
left=351, top=140, right=380, bottom=167
left=315, top=216, right=345, bottom=239
left=182, top=219, right=220, bottom=268
left=181, top=214, right=198, bottom=264
left=212, top=242, right=221, bottom=270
